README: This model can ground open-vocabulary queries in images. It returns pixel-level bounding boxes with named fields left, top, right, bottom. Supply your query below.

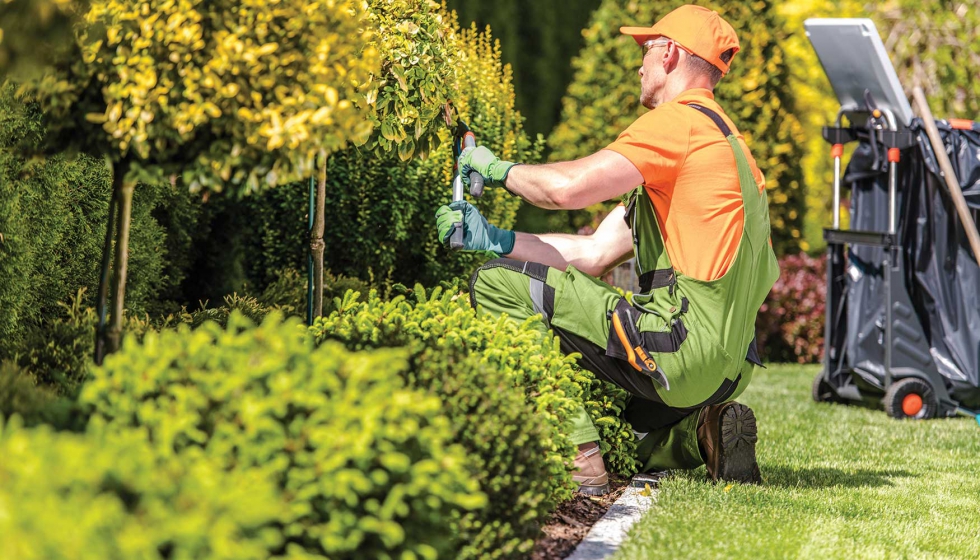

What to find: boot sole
left=575, top=482, right=610, bottom=496
left=717, top=403, right=762, bottom=484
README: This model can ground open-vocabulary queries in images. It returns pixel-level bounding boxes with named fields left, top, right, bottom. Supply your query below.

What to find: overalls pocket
left=604, top=298, right=687, bottom=391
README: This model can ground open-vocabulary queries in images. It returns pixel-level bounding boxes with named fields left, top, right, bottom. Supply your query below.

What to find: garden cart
left=805, top=19, right=980, bottom=422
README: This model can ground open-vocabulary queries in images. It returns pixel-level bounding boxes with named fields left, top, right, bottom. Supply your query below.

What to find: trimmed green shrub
left=81, top=312, right=483, bottom=559
left=0, top=416, right=282, bottom=559
left=548, top=0, right=807, bottom=256
left=310, top=285, right=637, bottom=557
left=311, top=286, right=574, bottom=558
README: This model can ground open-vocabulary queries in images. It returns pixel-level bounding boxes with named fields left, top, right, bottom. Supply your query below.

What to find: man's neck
left=660, top=76, right=714, bottom=105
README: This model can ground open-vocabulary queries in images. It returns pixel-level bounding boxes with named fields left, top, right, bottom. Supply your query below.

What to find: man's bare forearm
left=503, top=150, right=646, bottom=211
left=506, top=232, right=631, bottom=277
left=505, top=232, right=597, bottom=273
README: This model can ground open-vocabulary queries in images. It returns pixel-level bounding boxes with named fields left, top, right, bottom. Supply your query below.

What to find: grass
left=614, top=364, right=980, bottom=560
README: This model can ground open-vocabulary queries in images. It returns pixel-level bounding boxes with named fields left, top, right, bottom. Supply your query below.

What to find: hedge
left=548, top=0, right=807, bottom=256
left=310, top=285, right=637, bottom=557
left=0, top=416, right=283, bottom=560
left=80, top=312, right=483, bottom=559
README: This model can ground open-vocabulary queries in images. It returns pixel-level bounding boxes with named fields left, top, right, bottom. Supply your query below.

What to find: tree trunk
left=106, top=165, right=135, bottom=355
left=311, top=150, right=327, bottom=320
left=94, top=158, right=117, bottom=366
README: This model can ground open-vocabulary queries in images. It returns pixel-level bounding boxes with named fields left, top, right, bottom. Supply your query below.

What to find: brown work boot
left=572, top=441, right=609, bottom=495
left=697, top=402, right=762, bottom=484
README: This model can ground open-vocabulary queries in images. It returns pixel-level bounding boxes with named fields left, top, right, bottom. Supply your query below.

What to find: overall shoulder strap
left=685, top=103, right=732, bottom=137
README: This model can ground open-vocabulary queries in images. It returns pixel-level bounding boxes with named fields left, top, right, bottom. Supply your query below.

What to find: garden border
left=566, top=474, right=660, bottom=560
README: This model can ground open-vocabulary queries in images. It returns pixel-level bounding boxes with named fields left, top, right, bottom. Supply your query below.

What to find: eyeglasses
left=642, top=39, right=670, bottom=57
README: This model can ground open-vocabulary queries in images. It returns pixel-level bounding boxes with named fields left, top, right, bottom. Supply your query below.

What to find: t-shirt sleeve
left=603, top=107, right=690, bottom=187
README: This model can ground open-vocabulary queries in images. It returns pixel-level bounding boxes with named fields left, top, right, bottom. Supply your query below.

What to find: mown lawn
left=615, top=364, right=980, bottom=560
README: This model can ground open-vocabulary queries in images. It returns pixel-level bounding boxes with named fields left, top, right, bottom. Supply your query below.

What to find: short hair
left=685, top=48, right=736, bottom=86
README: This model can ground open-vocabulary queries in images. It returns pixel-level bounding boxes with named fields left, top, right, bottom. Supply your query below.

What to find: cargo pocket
left=604, top=298, right=685, bottom=391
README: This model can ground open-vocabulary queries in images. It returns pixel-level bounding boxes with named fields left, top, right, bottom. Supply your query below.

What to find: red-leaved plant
left=757, top=253, right=827, bottom=364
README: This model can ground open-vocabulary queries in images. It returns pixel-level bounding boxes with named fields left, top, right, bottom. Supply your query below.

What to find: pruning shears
left=444, top=102, right=485, bottom=250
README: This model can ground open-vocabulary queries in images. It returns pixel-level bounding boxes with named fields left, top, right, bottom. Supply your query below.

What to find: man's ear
left=663, top=41, right=682, bottom=73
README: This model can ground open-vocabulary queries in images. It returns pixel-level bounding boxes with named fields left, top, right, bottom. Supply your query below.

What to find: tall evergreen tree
left=446, top=0, right=602, bottom=138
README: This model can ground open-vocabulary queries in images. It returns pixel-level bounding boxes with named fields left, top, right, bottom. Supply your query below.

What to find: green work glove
left=435, top=200, right=515, bottom=256
left=459, top=146, right=518, bottom=188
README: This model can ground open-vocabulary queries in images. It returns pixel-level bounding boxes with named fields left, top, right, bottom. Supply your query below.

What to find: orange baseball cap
left=621, top=5, right=740, bottom=75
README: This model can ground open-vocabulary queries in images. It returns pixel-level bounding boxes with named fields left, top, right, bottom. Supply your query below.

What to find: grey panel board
left=805, top=18, right=914, bottom=128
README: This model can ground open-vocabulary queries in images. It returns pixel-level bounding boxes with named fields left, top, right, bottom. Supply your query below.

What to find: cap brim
left=620, top=26, right=659, bottom=46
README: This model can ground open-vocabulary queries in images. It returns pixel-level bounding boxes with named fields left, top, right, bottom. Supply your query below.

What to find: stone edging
left=565, top=475, right=660, bottom=560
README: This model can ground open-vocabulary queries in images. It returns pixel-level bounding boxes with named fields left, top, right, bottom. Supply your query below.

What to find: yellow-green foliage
left=311, top=285, right=579, bottom=558
left=240, top=22, right=540, bottom=289
left=549, top=0, right=807, bottom=256
left=879, top=1, right=980, bottom=124
left=365, top=0, right=459, bottom=161
left=16, top=0, right=378, bottom=192
left=0, top=416, right=282, bottom=559
left=0, top=0, right=81, bottom=79
left=81, top=312, right=482, bottom=559
left=310, top=284, right=636, bottom=557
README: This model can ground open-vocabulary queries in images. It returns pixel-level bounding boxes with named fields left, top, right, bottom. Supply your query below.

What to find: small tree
left=13, top=0, right=379, bottom=362
left=240, top=21, right=539, bottom=295
left=308, top=0, right=459, bottom=318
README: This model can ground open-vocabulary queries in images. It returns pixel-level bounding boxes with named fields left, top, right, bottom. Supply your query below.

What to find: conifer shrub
left=0, top=88, right=177, bottom=343
left=81, top=312, right=482, bottom=559
left=5, top=289, right=165, bottom=398
left=0, top=85, right=205, bottom=364
left=0, top=416, right=282, bottom=559
left=310, top=285, right=637, bottom=557
left=0, top=361, right=76, bottom=428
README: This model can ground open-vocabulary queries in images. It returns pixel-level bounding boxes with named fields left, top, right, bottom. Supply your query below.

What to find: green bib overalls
left=470, top=103, right=778, bottom=471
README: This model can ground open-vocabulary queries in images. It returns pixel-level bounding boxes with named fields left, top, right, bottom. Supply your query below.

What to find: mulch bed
left=530, top=475, right=631, bottom=560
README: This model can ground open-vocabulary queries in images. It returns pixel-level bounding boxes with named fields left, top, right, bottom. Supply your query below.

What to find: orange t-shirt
left=604, top=89, right=766, bottom=282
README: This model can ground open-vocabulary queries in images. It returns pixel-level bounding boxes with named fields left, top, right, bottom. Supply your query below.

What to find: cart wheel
left=812, top=374, right=843, bottom=403
left=883, top=377, right=937, bottom=420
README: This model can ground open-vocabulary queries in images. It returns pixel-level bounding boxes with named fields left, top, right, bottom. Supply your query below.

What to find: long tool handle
left=450, top=174, right=465, bottom=250
left=462, top=132, right=485, bottom=198
left=912, top=87, right=980, bottom=265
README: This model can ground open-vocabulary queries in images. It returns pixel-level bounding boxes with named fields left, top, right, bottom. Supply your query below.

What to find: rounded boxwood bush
left=80, top=312, right=483, bottom=559
left=311, top=284, right=638, bottom=558
left=0, top=416, right=282, bottom=559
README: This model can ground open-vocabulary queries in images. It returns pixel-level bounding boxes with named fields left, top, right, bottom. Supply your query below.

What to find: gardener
left=436, top=4, right=778, bottom=494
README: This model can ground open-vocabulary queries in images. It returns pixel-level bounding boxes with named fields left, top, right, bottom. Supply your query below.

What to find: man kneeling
left=435, top=5, right=778, bottom=493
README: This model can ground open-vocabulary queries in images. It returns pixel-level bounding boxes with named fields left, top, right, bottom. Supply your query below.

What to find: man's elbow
left=578, top=262, right=606, bottom=277
left=543, top=177, right=593, bottom=210
left=577, top=244, right=612, bottom=277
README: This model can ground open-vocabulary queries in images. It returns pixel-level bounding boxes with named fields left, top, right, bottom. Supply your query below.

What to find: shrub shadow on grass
left=761, top=465, right=918, bottom=489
